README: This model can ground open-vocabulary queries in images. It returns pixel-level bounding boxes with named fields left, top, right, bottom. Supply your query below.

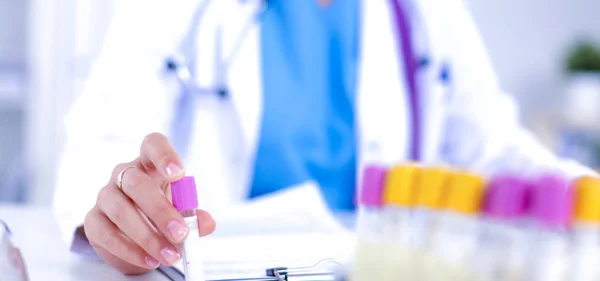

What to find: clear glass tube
left=524, top=227, right=569, bottom=281
left=349, top=206, right=384, bottom=281
left=380, top=205, right=413, bottom=281
left=178, top=209, right=204, bottom=281
left=410, top=207, right=445, bottom=281
left=411, top=207, right=441, bottom=250
left=428, top=212, right=479, bottom=281
left=473, top=218, right=528, bottom=281
left=569, top=223, right=600, bottom=281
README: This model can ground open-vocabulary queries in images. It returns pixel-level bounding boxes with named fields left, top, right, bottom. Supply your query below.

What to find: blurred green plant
left=566, top=41, right=600, bottom=73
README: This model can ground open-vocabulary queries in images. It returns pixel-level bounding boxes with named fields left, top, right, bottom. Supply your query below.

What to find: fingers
left=87, top=133, right=220, bottom=273
left=114, top=165, right=190, bottom=244
left=84, top=208, right=159, bottom=269
left=196, top=209, right=217, bottom=237
left=96, top=185, right=182, bottom=266
left=93, top=246, right=152, bottom=275
left=139, top=132, right=185, bottom=182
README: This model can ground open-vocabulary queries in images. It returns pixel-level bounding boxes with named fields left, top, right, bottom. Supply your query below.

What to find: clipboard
left=157, top=258, right=345, bottom=281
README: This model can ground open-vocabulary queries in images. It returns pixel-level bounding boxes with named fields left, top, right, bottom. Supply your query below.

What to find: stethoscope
left=164, top=0, right=269, bottom=99
left=163, top=0, right=424, bottom=162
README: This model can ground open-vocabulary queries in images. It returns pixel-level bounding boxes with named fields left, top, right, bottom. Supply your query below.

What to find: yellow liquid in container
left=410, top=250, right=471, bottom=281
left=350, top=240, right=482, bottom=281
left=381, top=242, right=417, bottom=281
left=350, top=239, right=385, bottom=281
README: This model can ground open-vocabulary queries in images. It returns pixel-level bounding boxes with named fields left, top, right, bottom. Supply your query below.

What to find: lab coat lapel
left=185, top=1, right=261, bottom=212
left=356, top=0, right=451, bottom=177
left=356, top=0, right=411, bottom=171
left=224, top=4, right=263, bottom=205
left=410, top=0, right=451, bottom=164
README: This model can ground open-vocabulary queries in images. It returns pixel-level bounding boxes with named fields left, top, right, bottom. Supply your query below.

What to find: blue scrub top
left=249, top=0, right=360, bottom=211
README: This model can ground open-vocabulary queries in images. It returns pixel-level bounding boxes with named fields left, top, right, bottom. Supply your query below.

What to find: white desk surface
left=0, top=204, right=168, bottom=281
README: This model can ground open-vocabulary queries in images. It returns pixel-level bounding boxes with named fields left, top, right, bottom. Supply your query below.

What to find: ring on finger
left=116, top=165, right=138, bottom=190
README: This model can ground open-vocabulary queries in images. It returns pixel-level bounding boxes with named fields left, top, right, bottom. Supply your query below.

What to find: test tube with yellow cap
left=382, top=164, right=419, bottom=242
left=380, top=163, right=419, bottom=281
left=429, top=170, right=485, bottom=278
left=411, top=166, right=451, bottom=250
left=569, top=176, right=600, bottom=281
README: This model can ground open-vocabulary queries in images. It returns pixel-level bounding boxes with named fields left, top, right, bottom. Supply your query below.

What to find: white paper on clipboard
left=174, top=182, right=356, bottom=280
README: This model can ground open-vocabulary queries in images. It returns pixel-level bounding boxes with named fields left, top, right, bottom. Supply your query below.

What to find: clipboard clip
left=266, top=259, right=345, bottom=281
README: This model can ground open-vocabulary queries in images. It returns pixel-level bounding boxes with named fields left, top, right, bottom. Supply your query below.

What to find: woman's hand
left=83, top=133, right=216, bottom=275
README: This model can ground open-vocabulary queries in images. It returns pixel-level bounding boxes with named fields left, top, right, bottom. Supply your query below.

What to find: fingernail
left=167, top=220, right=189, bottom=242
left=145, top=256, right=160, bottom=268
left=165, top=164, right=184, bottom=178
left=161, top=248, right=181, bottom=265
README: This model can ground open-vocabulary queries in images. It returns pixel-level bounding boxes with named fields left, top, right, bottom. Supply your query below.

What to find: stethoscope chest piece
left=165, top=57, right=229, bottom=99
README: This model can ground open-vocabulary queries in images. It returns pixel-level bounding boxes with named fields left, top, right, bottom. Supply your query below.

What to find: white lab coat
left=53, top=0, right=595, bottom=247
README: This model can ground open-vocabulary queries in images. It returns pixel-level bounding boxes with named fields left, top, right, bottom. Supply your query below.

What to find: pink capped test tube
left=171, top=176, right=204, bottom=281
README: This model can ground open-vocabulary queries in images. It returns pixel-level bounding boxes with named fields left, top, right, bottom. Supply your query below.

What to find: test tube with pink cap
left=349, top=165, right=387, bottom=281
left=524, top=173, right=573, bottom=281
left=171, top=176, right=205, bottom=281
left=474, top=175, right=530, bottom=281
